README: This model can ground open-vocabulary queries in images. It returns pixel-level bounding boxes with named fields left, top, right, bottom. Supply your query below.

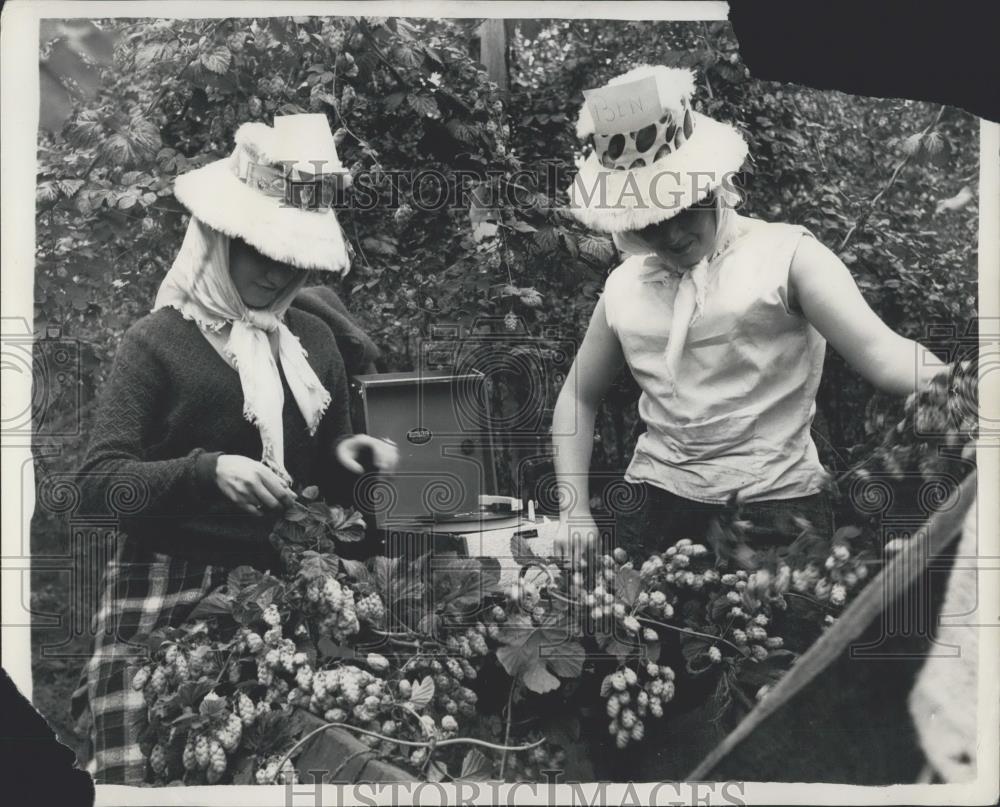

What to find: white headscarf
left=612, top=188, right=745, bottom=394
left=153, top=217, right=331, bottom=483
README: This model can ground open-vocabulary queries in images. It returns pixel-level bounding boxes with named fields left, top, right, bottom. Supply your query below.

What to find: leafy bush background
left=31, top=16, right=978, bottom=757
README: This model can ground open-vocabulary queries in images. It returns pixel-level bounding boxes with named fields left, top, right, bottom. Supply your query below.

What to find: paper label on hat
left=583, top=76, right=664, bottom=135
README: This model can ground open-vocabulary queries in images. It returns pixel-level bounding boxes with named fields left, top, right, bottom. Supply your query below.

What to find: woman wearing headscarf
left=72, top=114, right=397, bottom=784
left=552, top=66, right=948, bottom=555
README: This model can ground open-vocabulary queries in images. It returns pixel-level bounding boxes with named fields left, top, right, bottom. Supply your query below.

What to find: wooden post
left=477, top=18, right=508, bottom=92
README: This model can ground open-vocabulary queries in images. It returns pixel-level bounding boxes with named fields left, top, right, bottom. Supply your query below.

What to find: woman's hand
left=336, top=435, right=400, bottom=474
left=215, top=455, right=297, bottom=516
left=554, top=512, right=602, bottom=563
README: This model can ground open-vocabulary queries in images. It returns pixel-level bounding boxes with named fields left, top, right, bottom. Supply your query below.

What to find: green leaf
left=370, top=555, right=397, bottom=602
left=135, top=41, right=178, bottom=69
left=680, top=636, right=714, bottom=674
left=56, top=178, right=84, bottom=197
left=614, top=567, right=642, bottom=607
left=298, top=551, right=340, bottom=582
left=200, top=45, right=232, bottom=74
left=384, top=92, right=407, bottom=112
left=64, top=109, right=104, bottom=149
left=418, top=612, right=440, bottom=636
left=578, top=234, right=615, bottom=263
left=510, top=534, right=539, bottom=566
left=361, top=236, right=398, bottom=256
left=507, top=219, right=537, bottom=234
left=238, top=575, right=282, bottom=609
left=392, top=44, right=424, bottom=70
left=426, top=760, right=448, bottom=782
left=458, top=748, right=493, bottom=782
left=431, top=555, right=501, bottom=609
left=407, top=93, right=440, bottom=118
left=284, top=506, right=308, bottom=523
left=37, top=182, right=59, bottom=203
left=901, top=132, right=923, bottom=156
left=515, top=657, right=560, bottom=693
left=232, top=600, right=262, bottom=626
left=407, top=675, right=435, bottom=709
left=199, top=694, right=228, bottom=717
left=187, top=590, right=234, bottom=620
left=546, top=640, right=586, bottom=678
left=446, top=119, right=480, bottom=144
left=308, top=501, right=331, bottom=519
left=833, top=525, right=862, bottom=542
left=317, top=637, right=356, bottom=661
left=472, top=221, right=498, bottom=242
left=736, top=648, right=797, bottom=689
left=331, top=508, right=367, bottom=542
left=519, top=287, right=543, bottom=308
left=100, top=115, right=161, bottom=167
left=606, top=635, right=639, bottom=661
left=340, top=558, right=370, bottom=584
left=495, top=613, right=581, bottom=694
left=175, top=680, right=215, bottom=708
left=168, top=711, right=206, bottom=729
left=562, top=232, right=579, bottom=258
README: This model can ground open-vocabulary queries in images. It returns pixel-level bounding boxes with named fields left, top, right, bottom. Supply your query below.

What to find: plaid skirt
left=71, top=539, right=225, bottom=784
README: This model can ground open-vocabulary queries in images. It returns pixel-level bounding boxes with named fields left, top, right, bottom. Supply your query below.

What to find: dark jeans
left=615, top=483, right=833, bottom=556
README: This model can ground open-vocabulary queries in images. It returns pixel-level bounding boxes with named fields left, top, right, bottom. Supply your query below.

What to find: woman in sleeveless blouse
left=552, top=66, right=947, bottom=556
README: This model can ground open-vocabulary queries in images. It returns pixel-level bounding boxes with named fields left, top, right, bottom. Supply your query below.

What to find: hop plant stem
left=267, top=720, right=543, bottom=784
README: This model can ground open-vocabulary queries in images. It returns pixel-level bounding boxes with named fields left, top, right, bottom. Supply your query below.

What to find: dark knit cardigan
left=77, top=305, right=356, bottom=569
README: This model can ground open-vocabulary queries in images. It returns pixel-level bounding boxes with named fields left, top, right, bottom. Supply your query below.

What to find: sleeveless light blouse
left=602, top=216, right=829, bottom=504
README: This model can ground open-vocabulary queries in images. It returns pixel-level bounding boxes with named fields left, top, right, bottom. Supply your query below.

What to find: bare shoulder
left=606, top=253, right=650, bottom=280
left=604, top=253, right=658, bottom=295
left=789, top=230, right=842, bottom=279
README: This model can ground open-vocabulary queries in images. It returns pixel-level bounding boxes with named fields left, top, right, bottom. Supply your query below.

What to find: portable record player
left=349, top=370, right=557, bottom=568
left=380, top=498, right=559, bottom=586
left=349, top=369, right=500, bottom=530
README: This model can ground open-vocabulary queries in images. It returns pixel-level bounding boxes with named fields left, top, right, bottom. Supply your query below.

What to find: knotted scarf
left=612, top=190, right=745, bottom=394
left=153, top=218, right=331, bottom=483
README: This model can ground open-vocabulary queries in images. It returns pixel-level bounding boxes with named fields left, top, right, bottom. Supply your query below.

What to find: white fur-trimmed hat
left=566, top=65, right=748, bottom=233
left=173, top=114, right=352, bottom=274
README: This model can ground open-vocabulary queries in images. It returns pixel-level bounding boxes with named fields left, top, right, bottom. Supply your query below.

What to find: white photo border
left=2, top=2, right=997, bottom=805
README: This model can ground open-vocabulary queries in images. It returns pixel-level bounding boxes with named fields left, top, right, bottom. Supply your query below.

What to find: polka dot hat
left=567, top=65, right=748, bottom=234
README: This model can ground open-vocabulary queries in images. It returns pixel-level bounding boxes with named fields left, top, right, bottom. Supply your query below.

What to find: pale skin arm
left=551, top=296, right=626, bottom=555
left=789, top=236, right=948, bottom=394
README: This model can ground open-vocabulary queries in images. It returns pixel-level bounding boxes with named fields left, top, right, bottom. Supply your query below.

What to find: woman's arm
left=789, top=236, right=948, bottom=395
left=314, top=342, right=398, bottom=507
left=76, top=327, right=222, bottom=517
left=314, top=340, right=356, bottom=506
left=552, top=296, right=626, bottom=550
left=78, top=326, right=293, bottom=520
